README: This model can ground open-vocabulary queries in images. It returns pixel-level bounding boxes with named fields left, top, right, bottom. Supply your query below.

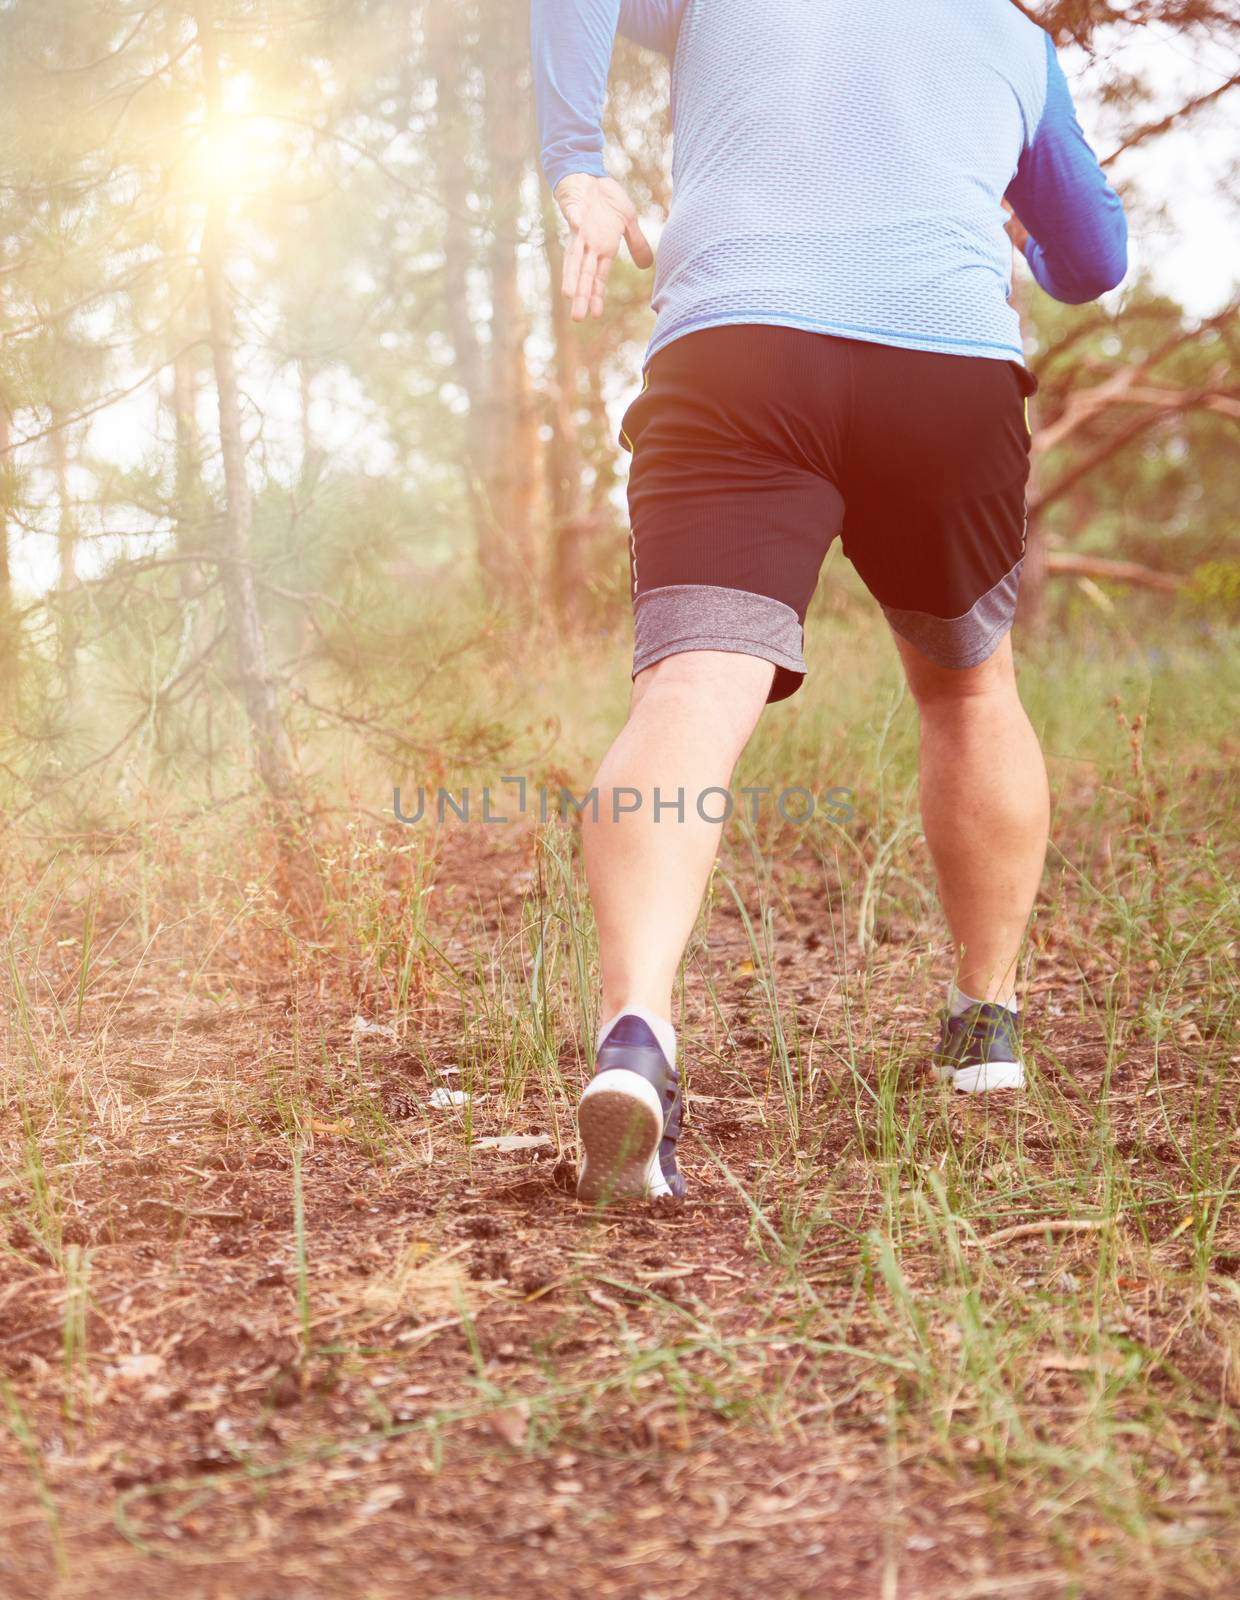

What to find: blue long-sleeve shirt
left=531, top=0, right=1128, bottom=367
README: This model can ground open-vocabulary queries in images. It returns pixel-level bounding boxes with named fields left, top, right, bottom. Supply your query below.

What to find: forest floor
left=1, top=719, right=1238, bottom=1598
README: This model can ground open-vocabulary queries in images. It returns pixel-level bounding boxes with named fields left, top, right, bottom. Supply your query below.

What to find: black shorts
left=618, top=324, right=1038, bottom=701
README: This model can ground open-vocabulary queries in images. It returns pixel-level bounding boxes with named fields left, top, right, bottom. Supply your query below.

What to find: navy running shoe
left=576, top=1015, right=685, bottom=1203
left=932, top=1001, right=1025, bottom=1093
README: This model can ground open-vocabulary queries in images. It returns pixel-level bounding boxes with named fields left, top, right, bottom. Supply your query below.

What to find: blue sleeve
left=531, top=1, right=678, bottom=195
left=1006, top=32, right=1128, bottom=304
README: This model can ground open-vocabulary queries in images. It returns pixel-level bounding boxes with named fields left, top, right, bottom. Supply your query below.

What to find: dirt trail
left=1, top=830, right=1236, bottom=1599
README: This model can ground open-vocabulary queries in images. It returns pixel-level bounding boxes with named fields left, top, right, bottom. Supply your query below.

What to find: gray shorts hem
left=884, top=613, right=1016, bottom=670
left=881, top=558, right=1024, bottom=670
left=632, top=584, right=807, bottom=700
left=632, top=635, right=807, bottom=676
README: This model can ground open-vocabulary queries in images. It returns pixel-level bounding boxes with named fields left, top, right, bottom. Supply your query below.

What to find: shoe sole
left=576, top=1070, right=668, bottom=1204
left=933, top=1061, right=1026, bottom=1093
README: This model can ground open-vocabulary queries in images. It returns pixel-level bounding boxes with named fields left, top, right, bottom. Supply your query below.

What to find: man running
left=531, top=0, right=1127, bottom=1202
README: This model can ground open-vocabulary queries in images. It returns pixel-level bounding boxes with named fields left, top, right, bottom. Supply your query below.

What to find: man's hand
left=554, top=172, right=654, bottom=321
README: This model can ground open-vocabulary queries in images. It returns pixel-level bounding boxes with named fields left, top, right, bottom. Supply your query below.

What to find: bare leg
left=582, top=650, right=775, bottom=1023
left=892, top=632, right=1049, bottom=1001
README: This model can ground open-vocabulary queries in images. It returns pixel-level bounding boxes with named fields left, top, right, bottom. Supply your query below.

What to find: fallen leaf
left=585, top=1286, right=624, bottom=1314
left=487, top=1402, right=529, bottom=1449
left=429, top=1088, right=468, bottom=1109
left=112, top=1353, right=165, bottom=1382
left=311, top=1118, right=354, bottom=1136
left=359, top=1484, right=404, bottom=1518
left=1038, top=1351, right=1123, bottom=1373
left=351, top=1017, right=396, bottom=1041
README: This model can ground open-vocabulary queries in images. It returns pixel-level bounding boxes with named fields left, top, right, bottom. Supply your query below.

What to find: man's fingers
left=625, top=215, right=654, bottom=270
left=562, top=229, right=584, bottom=302
left=571, top=246, right=598, bottom=320
left=590, top=253, right=612, bottom=316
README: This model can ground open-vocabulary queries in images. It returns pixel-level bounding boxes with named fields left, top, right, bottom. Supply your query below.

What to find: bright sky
left=1086, top=22, right=1240, bottom=317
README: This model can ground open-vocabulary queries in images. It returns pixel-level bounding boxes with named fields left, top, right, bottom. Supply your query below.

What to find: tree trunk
left=172, top=351, right=201, bottom=547
left=480, top=6, right=541, bottom=603
left=541, top=184, right=593, bottom=625
left=194, top=2, right=295, bottom=805
left=427, top=3, right=492, bottom=583
left=585, top=349, right=619, bottom=517
left=163, top=9, right=207, bottom=600
left=170, top=347, right=213, bottom=622
left=48, top=414, right=79, bottom=686
left=297, top=357, right=324, bottom=486
left=429, top=1, right=541, bottom=606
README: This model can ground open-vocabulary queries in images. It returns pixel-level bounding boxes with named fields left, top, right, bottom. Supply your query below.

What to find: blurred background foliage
left=0, top=0, right=1235, bottom=833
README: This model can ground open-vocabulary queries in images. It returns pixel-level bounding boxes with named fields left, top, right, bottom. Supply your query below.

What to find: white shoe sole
left=933, top=1060, right=1025, bottom=1093
left=576, top=1070, right=669, bottom=1203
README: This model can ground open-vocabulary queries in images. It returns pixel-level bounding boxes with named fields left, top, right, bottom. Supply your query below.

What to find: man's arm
left=1006, top=32, right=1128, bottom=305
left=531, top=1, right=675, bottom=320
left=531, top=0, right=677, bottom=195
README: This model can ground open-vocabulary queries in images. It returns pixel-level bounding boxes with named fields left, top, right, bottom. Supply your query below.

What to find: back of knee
left=633, top=649, right=774, bottom=730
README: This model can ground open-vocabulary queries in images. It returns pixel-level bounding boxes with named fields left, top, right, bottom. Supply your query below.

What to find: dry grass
left=1, top=617, right=1237, bottom=1598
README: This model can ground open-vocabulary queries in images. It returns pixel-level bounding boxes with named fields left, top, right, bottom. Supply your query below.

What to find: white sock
left=597, top=1005, right=677, bottom=1069
left=949, top=982, right=1018, bottom=1019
